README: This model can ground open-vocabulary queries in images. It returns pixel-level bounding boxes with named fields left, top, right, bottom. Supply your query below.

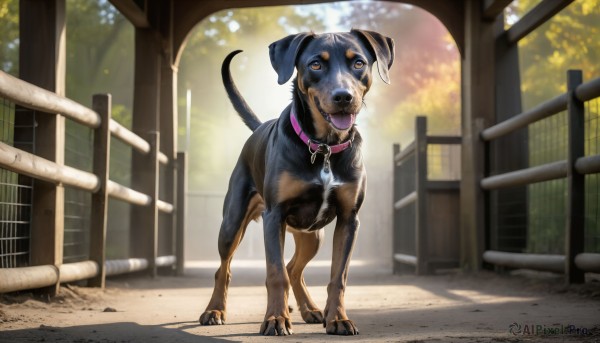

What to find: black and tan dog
left=199, top=29, right=394, bottom=336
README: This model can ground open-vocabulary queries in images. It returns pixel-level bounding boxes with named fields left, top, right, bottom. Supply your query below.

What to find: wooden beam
left=507, top=0, right=573, bottom=44
left=565, top=70, right=585, bottom=284
left=481, top=160, right=568, bottom=190
left=88, top=94, right=112, bottom=288
left=130, top=27, right=161, bottom=276
left=18, top=0, right=67, bottom=296
left=0, top=141, right=99, bottom=191
left=159, top=14, right=177, bottom=270
left=109, top=0, right=149, bottom=28
left=0, top=71, right=100, bottom=128
left=483, top=0, right=513, bottom=20
left=175, top=152, right=187, bottom=276
left=460, top=0, right=497, bottom=272
left=415, top=117, right=428, bottom=275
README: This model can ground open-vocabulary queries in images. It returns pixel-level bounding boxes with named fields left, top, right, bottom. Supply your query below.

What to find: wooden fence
left=392, top=116, right=461, bottom=275
left=481, top=70, right=600, bottom=283
left=0, top=70, right=186, bottom=293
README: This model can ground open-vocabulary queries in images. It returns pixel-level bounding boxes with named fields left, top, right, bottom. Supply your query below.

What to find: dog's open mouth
left=326, top=112, right=356, bottom=130
left=316, top=100, right=356, bottom=130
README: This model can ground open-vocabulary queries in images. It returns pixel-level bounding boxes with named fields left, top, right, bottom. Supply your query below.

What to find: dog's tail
left=222, top=50, right=262, bottom=132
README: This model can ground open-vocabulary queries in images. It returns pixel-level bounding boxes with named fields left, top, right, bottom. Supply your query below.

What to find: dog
left=199, top=29, right=394, bottom=336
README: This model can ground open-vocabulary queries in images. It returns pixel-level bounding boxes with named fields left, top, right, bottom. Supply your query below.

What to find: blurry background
left=1, top=0, right=598, bottom=266
left=177, top=2, right=461, bottom=264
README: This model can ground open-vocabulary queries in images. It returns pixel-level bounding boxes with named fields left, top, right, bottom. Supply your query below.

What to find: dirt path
left=1, top=261, right=599, bottom=342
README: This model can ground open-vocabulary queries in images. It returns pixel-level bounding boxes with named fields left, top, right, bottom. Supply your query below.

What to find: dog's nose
left=332, top=89, right=353, bottom=106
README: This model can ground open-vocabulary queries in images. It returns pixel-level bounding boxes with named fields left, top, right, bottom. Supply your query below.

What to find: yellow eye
left=310, top=61, right=321, bottom=70
left=354, top=60, right=365, bottom=69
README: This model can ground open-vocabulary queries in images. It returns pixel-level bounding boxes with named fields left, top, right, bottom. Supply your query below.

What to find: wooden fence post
left=130, top=131, right=159, bottom=277
left=392, top=143, right=401, bottom=274
left=566, top=70, right=585, bottom=284
left=88, top=94, right=111, bottom=288
left=175, top=152, right=188, bottom=276
left=415, top=116, right=428, bottom=275
left=18, top=0, right=67, bottom=296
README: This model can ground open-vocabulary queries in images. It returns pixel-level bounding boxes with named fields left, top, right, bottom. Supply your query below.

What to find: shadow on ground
left=0, top=321, right=227, bottom=343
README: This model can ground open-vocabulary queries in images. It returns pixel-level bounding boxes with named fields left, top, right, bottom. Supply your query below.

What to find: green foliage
left=339, top=3, right=461, bottom=143
left=178, top=6, right=326, bottom=190
left=518, top=0, right=600, bottom=108
left=66, top=0, right=134, bottom=120
left=178, top=3, right=463, bottom=191
left=0, top=0, right=19, bottom=75
left=514, top=0, right=600, bottom=253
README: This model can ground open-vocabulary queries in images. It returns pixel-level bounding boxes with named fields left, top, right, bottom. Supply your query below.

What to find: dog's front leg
left=260, top=208, right=293, bottom=336
left=323, top=213, right=360, bottom=335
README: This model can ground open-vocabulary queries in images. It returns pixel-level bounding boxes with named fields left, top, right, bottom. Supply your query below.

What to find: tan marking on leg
left=262, top=260, right=293, bottom=335
left=323, top=214, right=360, bottom=335
left=278, top=171, right=310, bottom=203
left=287, top=231, right=324, bottom=324
left=261, top=211, right=293, bottom=335
left=335, top=181, right=360, bottom=213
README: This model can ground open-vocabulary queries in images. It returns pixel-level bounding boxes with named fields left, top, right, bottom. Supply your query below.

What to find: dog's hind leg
left=199, top=169, right=264, bottom=326
left=286, top=230, right=325, bottom=324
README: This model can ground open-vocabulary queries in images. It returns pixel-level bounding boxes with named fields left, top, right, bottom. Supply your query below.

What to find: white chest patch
left=315, top=167, right=343, bottom=222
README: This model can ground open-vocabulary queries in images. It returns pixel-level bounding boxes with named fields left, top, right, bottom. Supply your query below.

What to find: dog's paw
left=199, top=310, right=226, bottom=325
left=301, top=309, right=324, bottom=324
left=325, top=319, right=359, bottom=335
left=259, top=316, right=293, bottom=336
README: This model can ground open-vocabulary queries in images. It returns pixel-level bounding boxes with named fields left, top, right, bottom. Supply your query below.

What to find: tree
left=0, top=0, right=19, bottom=76
left=508, top=0, right=600, bottom=254
left=177, top=6, right=325, bottom=190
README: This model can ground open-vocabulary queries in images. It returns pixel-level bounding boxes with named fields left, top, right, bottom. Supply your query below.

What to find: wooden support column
left=490, top=18, right=528, bottom=254
left=130, top=27, right=161, bottom=277
left=565, top=70, right=585, bottom=284
left=88, top=94, right=111, bottom=288
left=175, top=152, right=187, bottom=276
left=157, top=0, right=177, bottom=268
left=392, top=143, right=401, bottom=274
left=159, top=55, right=177, bottom=267
left=17, top=0, right=66, bottom=295
left=415, top=117, right=429, bottom=275
left=460, top=0, right=496, bottom=271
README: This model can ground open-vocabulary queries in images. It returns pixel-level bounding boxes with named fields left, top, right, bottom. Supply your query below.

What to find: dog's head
left=269, top=30, right=394, bottom=138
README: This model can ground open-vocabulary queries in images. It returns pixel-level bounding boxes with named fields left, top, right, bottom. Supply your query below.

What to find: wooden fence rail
left=0, top=70, right=183, bottom=293
left=481, top=70, right=600, bottom=284
left=392, top=116, right=461, bottom=275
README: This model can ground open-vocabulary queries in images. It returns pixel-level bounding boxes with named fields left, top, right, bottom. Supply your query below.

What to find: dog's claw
left=260, top=316, right=293, bottom=336
left=301, top=309, right=324, bottom=324
left=325, top=319, right=359, bottom=335
left=199, top=310, right=226, bottom=325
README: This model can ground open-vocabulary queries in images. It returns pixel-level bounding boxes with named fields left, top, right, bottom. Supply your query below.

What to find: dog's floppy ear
left=269, top=32, right=315, bottom=85
left=351, top=29, right=395, bottom=84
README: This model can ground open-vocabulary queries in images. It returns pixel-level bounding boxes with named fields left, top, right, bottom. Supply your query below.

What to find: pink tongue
left=329, top=113, right=355, bottom=130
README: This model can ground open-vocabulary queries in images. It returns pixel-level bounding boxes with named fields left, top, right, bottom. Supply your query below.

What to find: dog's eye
left=354, top=60, right=365, bottom=69
left=310, top=61, right=321, bottom=70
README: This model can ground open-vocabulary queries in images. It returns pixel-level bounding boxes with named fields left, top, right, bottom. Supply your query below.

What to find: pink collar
left=290, top=107, right=353, bottom=155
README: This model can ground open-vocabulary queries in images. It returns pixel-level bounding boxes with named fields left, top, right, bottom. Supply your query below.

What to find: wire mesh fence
left=526, top=110, right=568, bottom=254
left=0, top=99, right=33, bottom=268
left=394, top=152, right=416, bottom=257
left=427, top=144, right=461, bottom=181
left=63, top=119, right=93, bottom=263
left=106, top=134, right=132, bottom=259
left=584, top=98, right=600, bottom=253
left=489, top=127, right=529, bottom=253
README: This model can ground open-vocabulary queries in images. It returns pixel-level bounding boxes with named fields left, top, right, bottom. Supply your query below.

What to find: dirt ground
left=1, top=261, right=599, bottom=343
